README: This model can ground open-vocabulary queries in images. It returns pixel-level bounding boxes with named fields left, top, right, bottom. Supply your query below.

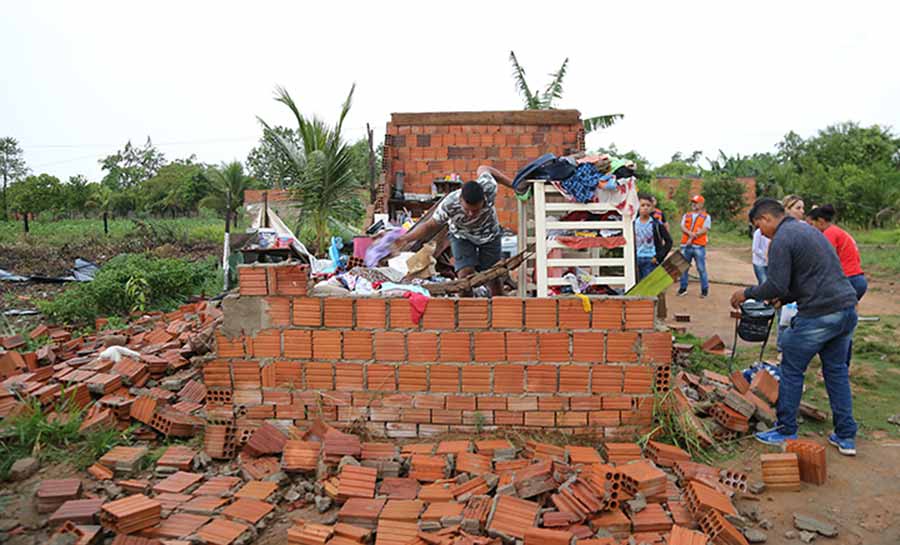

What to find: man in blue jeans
left=730, top=198, right=860, bottom=455
left=677, top=195, right=710, bottom=297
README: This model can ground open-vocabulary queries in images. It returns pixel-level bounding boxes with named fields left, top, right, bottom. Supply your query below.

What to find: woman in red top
left=808, top=204, right=866, bottom=300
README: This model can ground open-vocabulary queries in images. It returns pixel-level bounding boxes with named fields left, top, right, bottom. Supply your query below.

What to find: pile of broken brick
left=0, top=301, right=221, bottom=431
left=668, top=358, right=828, bottom=449
left=17, top=415, right=786, bottom=545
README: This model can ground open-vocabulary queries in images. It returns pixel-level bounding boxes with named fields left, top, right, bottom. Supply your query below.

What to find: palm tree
left=86, top=185, right=113, bottom=234
left=202, top=162, right=252, bottom=231
left=258, top=85, right=364, bottom=253
left=508, top=51, right=623, bottom=133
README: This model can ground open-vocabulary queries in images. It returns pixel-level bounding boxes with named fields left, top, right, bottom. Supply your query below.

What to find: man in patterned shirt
left=394, top=165, right=514, bottom=295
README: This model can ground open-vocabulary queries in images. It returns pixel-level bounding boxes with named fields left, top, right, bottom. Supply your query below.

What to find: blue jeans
left=450, top=235, right=502, bottom=272
left=753, top=264, right=768, bottom=285
left=844, top=274, right=867, bottom=366
left=679, top=245, right=708, bottom=292
left=848, top=274, right=867, bottom=301
left=778, top=307, right=858, bottom=438
left=637, top=257, right=656, bottom=281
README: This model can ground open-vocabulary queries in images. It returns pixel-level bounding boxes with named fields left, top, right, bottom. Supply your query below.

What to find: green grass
left=676, top=317, right=900, bottom=440
left=0, top=399, right=135, bottom=478
left=0, top=216, right=226, bottom=246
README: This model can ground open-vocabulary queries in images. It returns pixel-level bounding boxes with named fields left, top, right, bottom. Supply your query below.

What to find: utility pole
left=367, top=123, right=376, bottom=204
left=223, top=190, right=232, bottom=291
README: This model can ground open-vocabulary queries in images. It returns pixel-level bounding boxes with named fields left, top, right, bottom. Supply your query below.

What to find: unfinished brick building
left=213, top=263, right=672, bottom=440
left=380, top=110, right=585, bottom=231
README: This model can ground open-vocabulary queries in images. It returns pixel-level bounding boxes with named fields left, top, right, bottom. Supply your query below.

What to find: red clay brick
left=366, top=364, right=397, bottom=391
left=458, top=300, right=489, bottom=329
left=293, top=297, right=322, bottom=327
left=335, top=364, right=364, bottom=391
left=216, top=333, right=244, bottom=358
left=445, top=396, right=476, bottom=411
left=538, top=332, right=570, bottom=362
left=407, top=332, right=438, bottom=363
left=312, top=330, right=342, bottom=360
left=477, top=397, right=507, bottom=411
left=572, top=332, right=604, bottom=363
left=524, top=411, right=556, bottom=427
left=430, top=365, right=460, bottom=393
left=606, top=331, right=639, bottom=363
left=398, top=366, right=427, bottom=392
left=559, top=366, right=590, bottom=393
left=557, top=411, right=587, bottom=427
left=305, top=362, right=334, bottom=389
left=506, top=332, right=538, bottom=362
left=421, top=299, right=455, bottom=330
left=592, top=365, right=624, bottom=393
left=239, top=267, right=268, bottom=296
left=265, top=297, right=291, bottom=326
left=526, top=365, right=557, bottom=393
left=462, top=367, right=492, bottom=393
left=494, top=411, right=524, bottom=426
left=356, top=298, right=387, bottom=329
left=432, top=409, right=462, bottom=425
left=474, top=332, right=506, bottom=362
left=342, top=331, right=373, bottom=361
left=641, top=332, right=672, bottom=363
left=624, top=300, right=655, bottom=330
left=375, top=332, right=406, bottom=362
left=439, top=332, right=471, bottom=362
left=494, top=365, right=525, bottom=393
left=283, top=330, right=312, bottom=359
left=491, top=298, right=523, bottom=329
left=589, top=411, right=620, bottom=426
left=592, top=299, right=623, bottom=330
left=389, top=299, right=417, bottom=329
left=525, top=299, right=557, bottom=329
left=250, top=330, right=281, bottom=358
left=324, top=298, right=354, bottom=328
left=558, top=299, right=591, bottom=329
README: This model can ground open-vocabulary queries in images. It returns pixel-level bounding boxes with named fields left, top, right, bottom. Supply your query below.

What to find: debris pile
left=0, top=301, right=221, bottom=427
left=670, top=366, right=827, bottom=452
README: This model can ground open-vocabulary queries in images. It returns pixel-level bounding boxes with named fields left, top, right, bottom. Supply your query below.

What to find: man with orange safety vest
left=677, top=195, right=711, bottom=297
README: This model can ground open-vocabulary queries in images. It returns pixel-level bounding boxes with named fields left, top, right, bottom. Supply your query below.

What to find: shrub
left=38, top=253, right=216, bottom=324
left=703, top=176, right=746, bottom=224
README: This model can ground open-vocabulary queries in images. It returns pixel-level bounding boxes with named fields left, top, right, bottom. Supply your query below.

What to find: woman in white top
left=751, top=228, right=770, bottom=285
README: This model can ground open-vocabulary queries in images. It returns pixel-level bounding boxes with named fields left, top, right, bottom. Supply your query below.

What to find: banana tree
left=508, top=51, right=623, bottom=133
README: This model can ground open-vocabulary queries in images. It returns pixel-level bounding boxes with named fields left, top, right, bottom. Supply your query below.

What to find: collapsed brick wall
left=214, top=264, right=671, bottom=440
left=381, top=111, right=585, bottom=230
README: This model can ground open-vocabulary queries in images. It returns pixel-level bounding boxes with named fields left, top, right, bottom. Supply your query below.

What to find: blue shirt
left=634, top=217, right=656, bottom=259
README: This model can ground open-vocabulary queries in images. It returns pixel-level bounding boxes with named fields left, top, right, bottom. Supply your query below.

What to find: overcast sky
left=3, top=1, right=898, bottom=182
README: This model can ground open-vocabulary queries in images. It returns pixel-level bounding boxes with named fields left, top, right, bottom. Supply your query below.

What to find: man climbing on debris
left=393, top=165, right=514, bottom=295
left=730, top=198, right=859, bottom=455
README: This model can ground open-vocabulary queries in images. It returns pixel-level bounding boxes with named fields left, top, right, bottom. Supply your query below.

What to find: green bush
left=38, top=253, right=216, bottom=324
left=702, top=176, right=746, bottom=223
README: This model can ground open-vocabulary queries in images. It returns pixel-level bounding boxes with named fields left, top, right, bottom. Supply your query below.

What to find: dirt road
left=665, top=246, right=900, bottom=345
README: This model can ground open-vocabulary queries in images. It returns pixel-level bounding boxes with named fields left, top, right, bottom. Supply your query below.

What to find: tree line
left=597, top=122, right=900, bottom=228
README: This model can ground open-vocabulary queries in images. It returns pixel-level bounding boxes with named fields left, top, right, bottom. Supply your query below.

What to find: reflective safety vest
left=681, top=212, right=709, bottom=246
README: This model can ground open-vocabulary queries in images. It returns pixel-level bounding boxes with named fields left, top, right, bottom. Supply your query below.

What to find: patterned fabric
left=634, top=217, right=656, bottom=258
left=560, top=163, right=602, bottom=203
left=433, top=172, right=501, bottom=245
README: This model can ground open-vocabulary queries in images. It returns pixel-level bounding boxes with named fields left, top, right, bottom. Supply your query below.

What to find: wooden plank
left=534, top=183, right=549, bottom=297
left=390, top=110, right=581, bottom=126
left=623, top=214, right=637, bottom=290
left=517, top=199, right=528, bottom=297
left=546, top=258, right=624, bottom=267
left=544, top=202, right=618, bottom=212
left=547, top=277, right=627, bottom=287
left=545, top=220, right=623, bottom=230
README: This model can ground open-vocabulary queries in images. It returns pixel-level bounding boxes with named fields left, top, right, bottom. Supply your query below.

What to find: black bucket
left=737, top=300, right=776, bottom=342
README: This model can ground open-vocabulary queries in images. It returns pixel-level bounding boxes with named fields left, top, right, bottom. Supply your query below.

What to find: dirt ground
left=666, top=246, right=900, bottom=345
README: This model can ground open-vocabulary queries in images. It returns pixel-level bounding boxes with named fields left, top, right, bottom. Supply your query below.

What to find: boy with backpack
left=634, top=193, right=673, bottom=280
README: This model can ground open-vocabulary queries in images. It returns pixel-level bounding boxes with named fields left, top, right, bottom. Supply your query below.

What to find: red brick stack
left=381, top=110, right=585, bottom=228
left=214, top=264, right=671, bottom=438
